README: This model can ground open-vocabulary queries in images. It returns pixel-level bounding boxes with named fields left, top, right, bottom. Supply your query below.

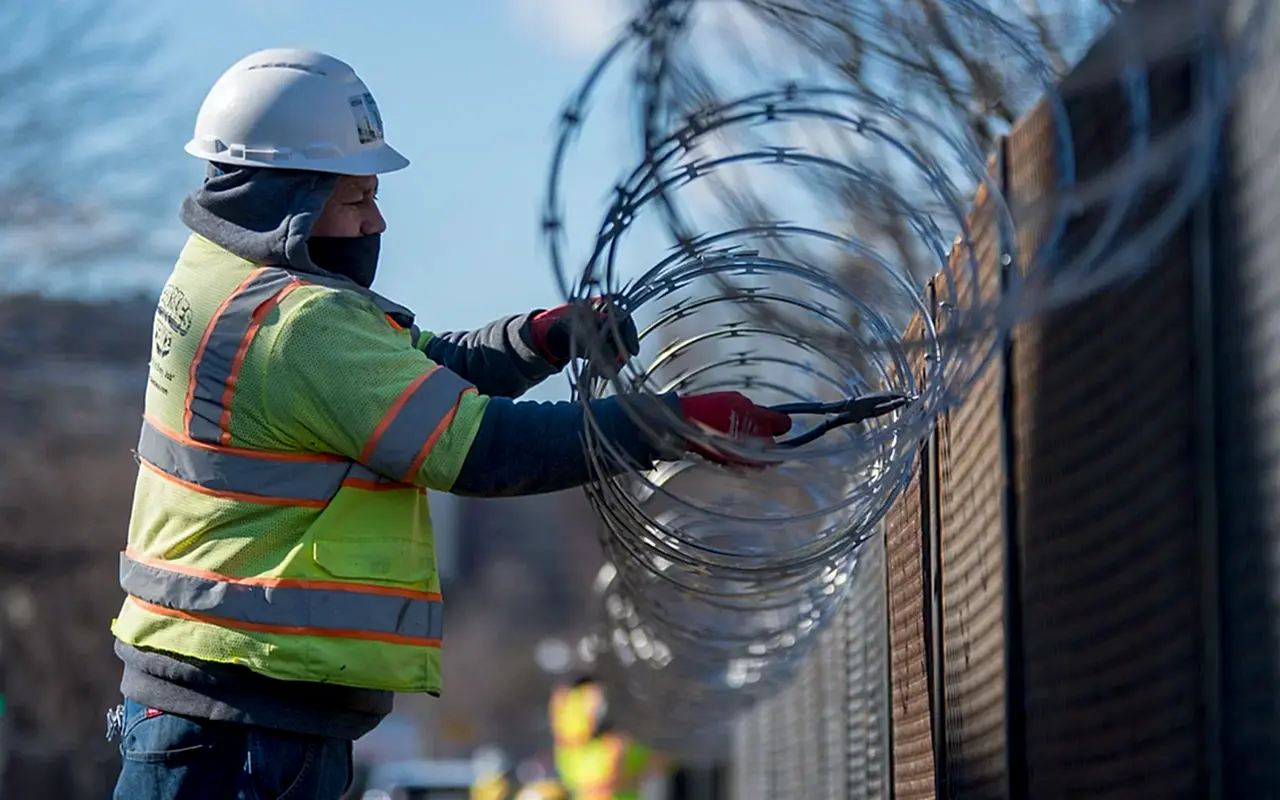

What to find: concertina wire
left=535, top=0, right=1267, bottom=756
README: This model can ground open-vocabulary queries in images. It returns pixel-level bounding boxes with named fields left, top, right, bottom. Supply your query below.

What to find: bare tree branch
left=0, top=0, right=185, bottom=290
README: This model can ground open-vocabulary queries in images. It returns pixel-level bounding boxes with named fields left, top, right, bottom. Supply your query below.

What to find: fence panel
left=845, top=530, right=889, bottom=800
left=1216, top=0, right=1280, bottom=794
left=821, top=599, right=850, bottom=800
left=729, top=528, right=891, bottom=799
left=933, top=161, right=1010, bottom=800
left=885, top=315, right=935, bottom=800
left=724, top=2, right=1263, bottom=797
left=1007, top=4, right=1210, bottom=795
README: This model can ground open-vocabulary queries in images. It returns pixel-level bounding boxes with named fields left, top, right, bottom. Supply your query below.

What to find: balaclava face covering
left=179, top=162, right=382, bottom=288
left=307, top=233, right=381, bottom=288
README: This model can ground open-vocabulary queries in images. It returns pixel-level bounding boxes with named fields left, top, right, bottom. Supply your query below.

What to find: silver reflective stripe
left=139, top=418, right=350, bottom=501
left=138, top=420, right=410, bottom=501
left=120, top=552, right=443, bottom=642
left=168, top=266, right=435, bottom=497
left=363, top=367, right=475, bottom=480
left=188, top=269, right=297, bottom=443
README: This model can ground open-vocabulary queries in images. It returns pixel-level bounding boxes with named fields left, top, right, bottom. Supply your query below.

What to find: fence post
left=924, top=279, right=948, bottom=800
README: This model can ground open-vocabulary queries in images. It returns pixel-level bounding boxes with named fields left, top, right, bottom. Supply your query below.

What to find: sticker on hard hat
left=349, top=92, right=385, bottom=144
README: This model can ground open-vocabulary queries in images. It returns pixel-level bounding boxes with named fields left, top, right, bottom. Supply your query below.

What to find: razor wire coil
left=539, top=0, right=1266, bottom=756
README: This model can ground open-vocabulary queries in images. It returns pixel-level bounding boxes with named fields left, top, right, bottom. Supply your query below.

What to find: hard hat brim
left=184, top=140, right=410, bottom=176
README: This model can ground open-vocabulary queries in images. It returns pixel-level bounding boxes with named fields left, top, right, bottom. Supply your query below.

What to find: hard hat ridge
left=185, top=48, right=409, bottom=176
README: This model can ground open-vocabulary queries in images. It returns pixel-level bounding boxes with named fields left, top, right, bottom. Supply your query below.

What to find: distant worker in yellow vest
left=104, top=48, right=793, bottom=800
left=549, top=677, right=667, bottom=800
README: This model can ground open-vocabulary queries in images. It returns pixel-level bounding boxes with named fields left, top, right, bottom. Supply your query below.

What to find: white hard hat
left=185, top=48, right=409, bottom=175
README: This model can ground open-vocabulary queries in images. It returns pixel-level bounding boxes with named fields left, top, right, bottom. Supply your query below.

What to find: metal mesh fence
left=933, top=160, right=1009, bottom=800
left=1214, top=0, right=1280, bottom=795
left=726, top=0, right=1280, bottom=797
left=1010, top=26, right=1206, bottom=800
left=884, top=318, right=936, bottom=800
left=729, top=524, right=890, bottom=800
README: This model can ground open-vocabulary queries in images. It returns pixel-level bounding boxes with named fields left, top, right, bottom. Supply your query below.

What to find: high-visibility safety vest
left=110, top=234, right=489, bottom=694
left=549, top=684, right=659, bottom=800
left=550, top=684, right=607, bottom=751
left=556, top=733, right=656, bottom=800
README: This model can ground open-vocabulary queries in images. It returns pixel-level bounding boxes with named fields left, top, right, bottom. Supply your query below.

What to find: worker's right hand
left=678, top=391, right=793, bottom=466
left=528, top=296, right=639, bottom=370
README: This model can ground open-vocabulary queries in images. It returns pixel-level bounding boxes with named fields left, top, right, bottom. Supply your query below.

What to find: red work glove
left=529, top=297, right=640, bottom=369
left=678, top=391, right=793, bottom=466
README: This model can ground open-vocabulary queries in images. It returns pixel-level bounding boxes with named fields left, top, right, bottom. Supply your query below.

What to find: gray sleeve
left=448, top=393, right=685, bottom=498
left=418, top=312, right=559, bottom=399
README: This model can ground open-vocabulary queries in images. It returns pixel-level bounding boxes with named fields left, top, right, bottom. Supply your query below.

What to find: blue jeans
left=111, top=699, right=353, bottom=800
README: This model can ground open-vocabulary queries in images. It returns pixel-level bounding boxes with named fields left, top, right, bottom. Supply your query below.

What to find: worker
left=549, top=676, right=666, bottom=799
left=105, top=48, right=793, bottom=800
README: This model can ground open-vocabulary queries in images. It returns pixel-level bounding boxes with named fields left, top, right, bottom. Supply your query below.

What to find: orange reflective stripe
left=183, top=268, right=285, bottom=441
left=407, top=386, right=476, bottom=480
left=182, top=269, right=260, bottom=438
left=123, top=549, right=441, bottom=601
left=122, top=550, right=443, bottom=646
left=360, top=367, right=476, bottom=482
left=217, top=279, right=304, bottom=445
left=181, top=265, right=423, bottom=447
left=132, top=267, right=447, bottom=658
left=147, top=414, right=345, bottom=464
left=162, top=267, right=456, bottom=497
left=138, top=416, right=413, bottom=506
left=361, top=370, right=435, bottom=460
left=129, top=597, right=442, bottom=647
left=138, top=458, right=327, bottom=508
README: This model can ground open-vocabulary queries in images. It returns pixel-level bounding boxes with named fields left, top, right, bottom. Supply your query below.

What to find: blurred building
left=0, top=293, right=155, bottom=798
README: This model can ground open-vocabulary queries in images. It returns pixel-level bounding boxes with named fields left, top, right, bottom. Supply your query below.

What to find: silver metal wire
left=540, top=0, right=1266, bottom=757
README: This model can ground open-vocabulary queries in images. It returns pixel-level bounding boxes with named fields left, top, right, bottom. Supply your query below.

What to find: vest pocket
left=311, top=538, right=434, bottom=586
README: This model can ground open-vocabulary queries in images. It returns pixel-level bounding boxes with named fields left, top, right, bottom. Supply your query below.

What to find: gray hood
left=179, top=163, right=337, bottom=272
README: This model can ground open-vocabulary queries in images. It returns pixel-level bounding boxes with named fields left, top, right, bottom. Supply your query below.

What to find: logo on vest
left=153, top=285, right=192, bottom=359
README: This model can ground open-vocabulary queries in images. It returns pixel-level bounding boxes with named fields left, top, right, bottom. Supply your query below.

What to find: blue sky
left=131, top=0, right=640, bottom=399
left=75, top=0, right=1092, bottom=402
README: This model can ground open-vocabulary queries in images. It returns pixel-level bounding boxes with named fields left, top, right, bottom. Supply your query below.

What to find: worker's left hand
left=528, top=296, right=640, bottom=369
left=678, top=391, right=793, bottom=467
